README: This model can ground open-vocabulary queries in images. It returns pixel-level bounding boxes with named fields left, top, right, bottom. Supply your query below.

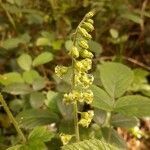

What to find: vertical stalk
left=73, top=101, right=80, bottom=141
left=72, top=59, right=80, bottom=141
left=0, top=94, right=26, bottom=143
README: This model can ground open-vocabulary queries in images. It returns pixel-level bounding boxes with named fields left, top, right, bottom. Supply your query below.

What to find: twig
left=99, top=56, right=150, bottom=71
left=140, top=0, right=148, bottom=35
left=0, top=94, right=26, bottom=143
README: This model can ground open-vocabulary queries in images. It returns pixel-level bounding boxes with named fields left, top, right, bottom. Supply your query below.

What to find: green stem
left=71, top=59, right=80, bottom=141
left=73, top=102, right=80, bottom=141
left=0, top=94, right=26, bottom=143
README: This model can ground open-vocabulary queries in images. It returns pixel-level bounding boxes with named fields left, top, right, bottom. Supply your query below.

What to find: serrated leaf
left=32, top=52, right=53, bottom=67
left=114, top=95, right=150, bottom=117
left=28, top=126, right=54, bottom=142
left=99, top=62, right=134, bottom=98
left=3, top=83, right=32, bottom=95
left=30, top=92, right=45, bottom=109
left=0, top=72, right=24, bottom=85
left=91, top=85, right=113, bottom=111
left=17, top=53, right=32, bottom=71
left=101, top=127, right=127, bottom=149
left=111, top=114, right=138, bottom=128
left=62, top=138, right=119, bottom=150
left=16, top=109, right=59, bottom=129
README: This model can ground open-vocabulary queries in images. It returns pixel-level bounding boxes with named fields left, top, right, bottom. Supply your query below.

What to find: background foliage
left=0, top=0, right=150, bottom=149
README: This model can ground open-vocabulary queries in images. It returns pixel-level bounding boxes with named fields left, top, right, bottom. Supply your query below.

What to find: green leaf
left=26, top=14, right=44, bottom=25
left=101, top=127, right=127, bottom=149
left=36, top=37, right=51, bottom=46
left=2, top=38, right=22, bottom=50
left=2, top=33, right=31, bottom=50
left=59, top=120, right=74, bottom=134
left=93, top=109, right=107, bottom=126
left=110, top=28, right=119, bottom=39
left=45, top=91, right=61, bottom=113
left=17, top=53, right=32, bottom=71
left=91, top=85, right=113, bottom=111
left=30, top=92, right=45, bottom=109
left=3, top=83, right=32, bottom=95
left=99, top=62, right=133, bottom=98
left=57, top=99, right=73, bottom=120
left=65, top=40, right=73, bottom=51
left=51, top=40, right=63, bottom=50
left=62, top=138, right=119, bottom=150
left=23, top=70, right=41, bottom=84
left=28, top=126, right=54, bottom=142
left=16, top=109, right=59, bottom=129
left=0, top=72, right=24, bottom=85
left=111, top=114, right=138, bottom=128
left=6, top=145, right=23, bottom=150
left=122, top=12, right=143, bottom=24
left=114, top=95, right=150, bottom=117
left=88, top=40, right=102, bottom=56
left=32, top=78, right=46, bottom=91
left=9, top=99, right=24, bottom=112
left=26, top=141, right=46, bottom=150
left=32, top=52, right=53, bottom=67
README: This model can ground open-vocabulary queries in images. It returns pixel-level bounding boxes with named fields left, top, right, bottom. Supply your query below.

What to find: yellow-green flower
left=78, top=110, right=94, bottom=127
left=55, top=65, right=68, bottom=78
left=60, top=133, right=73, bottom=145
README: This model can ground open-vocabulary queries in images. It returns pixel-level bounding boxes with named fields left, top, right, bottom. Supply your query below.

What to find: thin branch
left=99, top=56, right=150, bottom=71
left=0, top=94, right=26, bottom=143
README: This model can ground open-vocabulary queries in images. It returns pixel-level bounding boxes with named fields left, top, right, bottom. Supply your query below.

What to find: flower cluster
left=55, top=11, right=95, bottom=143
left=78, top=110, right=94, bottom=127
left=63, top=11, right=95, bottom=107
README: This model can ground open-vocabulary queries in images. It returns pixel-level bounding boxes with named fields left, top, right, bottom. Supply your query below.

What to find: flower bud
left=79, top=40, right=89, bottom=49
left=69, top=46, right=79, bottom=58
left=82, top=58, right=92, bottom=71
left=81, top=49, right=93, bottom=58
left=78, top=27, right=92, bottom=40
left=87, top=19, right=94, bottom=24
left=55, top=65, right=68, bottom=78
left=82, top=22, right=94, bottom=32
left=85, top=11, right=94, bottom=19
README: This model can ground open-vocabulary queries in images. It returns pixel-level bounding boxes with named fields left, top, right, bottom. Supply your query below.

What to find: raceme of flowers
left=55, top=11, right=95, bottom=145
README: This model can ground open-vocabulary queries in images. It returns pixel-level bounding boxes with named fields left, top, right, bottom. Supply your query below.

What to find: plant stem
left=73, top=102, right=80, bottom=141
left=71, top=58, right=80, bottom=141
left=0, top=94, right=26, bottom=143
